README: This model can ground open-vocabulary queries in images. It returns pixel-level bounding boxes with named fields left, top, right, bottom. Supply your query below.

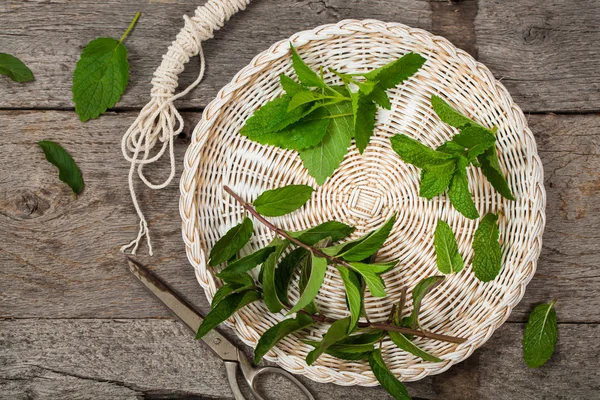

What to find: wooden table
left=1, top=1, right=599, bottom=399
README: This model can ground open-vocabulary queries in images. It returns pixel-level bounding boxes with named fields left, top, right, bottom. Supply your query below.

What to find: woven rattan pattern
left=179, top=20, right=545, bottom=385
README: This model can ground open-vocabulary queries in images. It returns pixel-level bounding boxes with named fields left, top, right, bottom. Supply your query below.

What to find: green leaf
left=209, top=217, right=254, bottom=266
left=289, top=221, right=355, bottom=246
left=37, top=141, right=84, bottom=196
left=216, top=247, right=276, bottom=282
left=289, top=44, right=325, bottom=88
left=275, top=247, right=310, bottom=306
left=453, top=125, right=496, bottom=150
left=353, top=92, right=378, bottom=153
left=0, top=53, right=34, bottom=82
left=347, top=262, right=392, bottom=298
left=240, top=96, right=326, bottom=150
left=288, top=90, right=321, bottom=111
left=338, top=214, right=396, bottom=261
left=367, top=85, right=391, bottom=110
left=437, top=141, right=466, bottom=156
left=280, top=74, right=305, bottom=95
left=472, top=212, right=502, bottom=282
left=448, top=157, right=479, bottom=219
left=211, top=278, right=254, bottom=309
left=389, top=331, right=442, bottom=362
left=390, top=134, right=454, bottom=169
left=431, top=95, right=482, bottom=130
left=72, top=10, right=139, bottom=122
left=287, top=254, right=328, bottom=315
left=523, top=300, right=558, bottom=368
left=262, top=239, right=292, bottom=313
left=369, top=349, right=412, bottom=400
left=298, top=251, right=320, bottom=315
left=337, top=266, right=363, bottom=332
left=433, top=220, right=464, bottom=274
left=254, top=313, right=313, bottom=364
left=404, top=276, right=444, bottom=329
left=303, top=333, right=382, bottom=361
left=306, top=317, right=352, bottom=365
left=363, top=52, right=426, bottom=90
left=299, top=101, right=354, bottom=185
left=253, top=184, right=314, bottom=217
left=419, top=160, right=456, bottom=199
left=196, top=289, right=261, bottom=339
left=478, top=146, right=515, bottom=200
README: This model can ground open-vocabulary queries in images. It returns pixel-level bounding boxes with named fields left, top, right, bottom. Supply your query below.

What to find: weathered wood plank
left=1, top=319, right=597, bottom=399
left=0, top=111, right=600, bottom=322
left=0, top=0, right=431, bottom=110
left=475, top=0, right=600, bottom=112
left=1, top=0, right=598, bottom=113
left=0, top=111, right=598, bottom=322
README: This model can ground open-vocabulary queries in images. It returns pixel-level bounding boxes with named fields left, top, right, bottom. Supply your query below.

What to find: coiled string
left=120, top=0, right=251, bottom=255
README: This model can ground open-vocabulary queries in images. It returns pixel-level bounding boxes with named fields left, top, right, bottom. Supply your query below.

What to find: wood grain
left=0, top=111, right=598, bottom=323
left=1, top=319, right=598, bottom=399
left=1, top=0, right=598, bottom=112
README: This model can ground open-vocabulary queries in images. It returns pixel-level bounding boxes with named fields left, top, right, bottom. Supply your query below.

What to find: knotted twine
left=120, top=0, right=251, bottom=255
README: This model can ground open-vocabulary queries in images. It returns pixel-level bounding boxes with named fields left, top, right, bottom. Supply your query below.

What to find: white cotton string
left=120, top=0, right=251, bottom=255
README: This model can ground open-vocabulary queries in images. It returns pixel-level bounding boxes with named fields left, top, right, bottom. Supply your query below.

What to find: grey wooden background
left=1, top=0, right=599, bottom=399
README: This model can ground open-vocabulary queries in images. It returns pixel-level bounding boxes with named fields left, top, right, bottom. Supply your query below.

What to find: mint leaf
left=275, top=247, right=310, bottom=306
left=298, top=251, right=320, bottom=315
left=472, top=212, right=502, bottom=282
left=253, top=184, right=314, bottom=217
left=347, top=262, right=396, bottom=298
left=404, top=276, right=444, bottom=329
left=211, top=277, right=254, bottom=309
left=448, top=157, right=479, bottom=219
left=303, top=337, right=377, bottom=361
left=478, top=146, right=515, bottom=200
left=367, top=86, right=391, bottom=109
left=288, top=90, right=321, bottom=111
left=453, top=125, right=495, bottom=150
left=209, top=217, right=253, bottom=266
left=337, top=214, right=396, bottom=261
left=369, top=349, right=412, bottom=400
left=196, top=289, right=261, bottom=339
left=289, top=221, right=355, bottom=246
left=389, top=331, right=442, bottom=362
left=290, top=44, right=325, bottom=88
left=437, top=141, right=466, bottom=156
left=280, top=74, right=305, bottom=95
left=306, top=316, right=351, bottom=365
left=254, top=313, right=313, bottom=364
left=216, top=247, right=276, bottom=282
left=419, top=160, right=456, bottom=199
left=240, top=95, right=325, bottom=150
left=0, top=53, right=34, bottom=82
left=72, top=13, right=140, bottom=121
left=299, top=101, right=354, bottom=185
left=337, top=266, right=363, bottom=331
left=363, top=52, right=426, bottom=90
left=390, top=134, right=454, bottom=169
left=523, top=300, right=558, bottom=368
left=261, top=238, right=291, bottom=313
left=37, top=141, right=84, bottom=197
left=431, top=95, right=482, bottom=130
left=287, top=254, right=328, bottom=315
left=353, top=92, right=377, bottom=153
left=433, top=219, right=464, bottom=274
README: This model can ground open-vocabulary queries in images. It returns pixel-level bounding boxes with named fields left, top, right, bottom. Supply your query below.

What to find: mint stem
left=224, top=185, right=353, bottom=269
left=297, top=310, right=467, bottom=344
left=224, top=185, right=469, bottom=346
left=120, top=12, right=141, bottom=43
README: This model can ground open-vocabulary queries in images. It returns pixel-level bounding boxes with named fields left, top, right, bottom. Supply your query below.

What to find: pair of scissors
left=127, top=257, right=315, bottom=400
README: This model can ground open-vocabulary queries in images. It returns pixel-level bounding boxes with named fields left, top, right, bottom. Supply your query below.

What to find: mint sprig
left=241, top=45, right=426, bottom=184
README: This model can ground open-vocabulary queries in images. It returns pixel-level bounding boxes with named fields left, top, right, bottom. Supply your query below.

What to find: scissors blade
left=127, top=257, right=239, bottom=362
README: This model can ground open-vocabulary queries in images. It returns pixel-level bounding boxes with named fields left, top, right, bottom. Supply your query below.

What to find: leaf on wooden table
left=0, top=53, right=34, bottom=82
left=523, top=300, right=558, bottom=368
left=37, top=140, right=84, bottom=196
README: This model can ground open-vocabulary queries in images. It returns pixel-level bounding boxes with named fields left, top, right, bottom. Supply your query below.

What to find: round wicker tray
left=179, top=19, right=545, bottom=385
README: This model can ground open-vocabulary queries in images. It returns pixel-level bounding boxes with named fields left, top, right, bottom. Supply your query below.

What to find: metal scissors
left=127, top=257, right=315, bottom=400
